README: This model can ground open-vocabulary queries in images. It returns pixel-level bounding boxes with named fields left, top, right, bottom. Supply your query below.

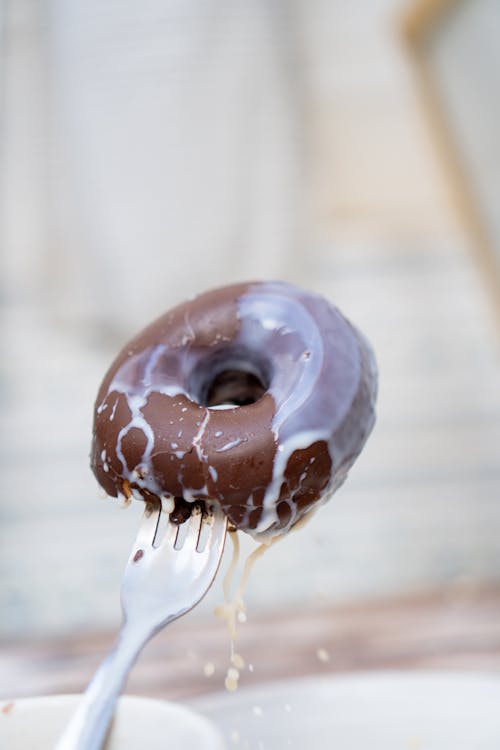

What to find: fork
left=54, top=501, right=228, bottom=750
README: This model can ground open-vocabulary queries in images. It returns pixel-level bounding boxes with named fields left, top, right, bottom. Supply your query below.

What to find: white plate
left=0, top=694, right=226, bottom=750
left=191, top=671, right=500, bottom=749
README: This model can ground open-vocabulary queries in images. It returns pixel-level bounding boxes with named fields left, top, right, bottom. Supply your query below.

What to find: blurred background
left=1, top=0, right=499, bottom=705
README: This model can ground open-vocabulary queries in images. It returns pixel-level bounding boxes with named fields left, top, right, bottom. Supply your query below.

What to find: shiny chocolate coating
left=91, top=281, right=377, bottom=537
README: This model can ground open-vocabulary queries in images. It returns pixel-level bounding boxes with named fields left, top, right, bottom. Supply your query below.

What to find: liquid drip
left=215, top=530, right=280, bottom=691
left=214, top=509, right=319, bottom=690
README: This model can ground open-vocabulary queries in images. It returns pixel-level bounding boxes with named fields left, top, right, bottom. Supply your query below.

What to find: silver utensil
left=55, top=501, right=228, bottom=750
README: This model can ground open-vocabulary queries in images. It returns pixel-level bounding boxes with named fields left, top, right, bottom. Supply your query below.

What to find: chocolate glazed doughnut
left=91, top=281, right=377, bottom=538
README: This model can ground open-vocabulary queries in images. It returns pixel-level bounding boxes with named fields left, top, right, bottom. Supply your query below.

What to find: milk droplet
left=203, top=662, right=216, bottom=677
left=316, top=647, right=330, bottom=663
left=231, top=653, right=245, bottom=669
left=225, top=675, right=238, bottom=692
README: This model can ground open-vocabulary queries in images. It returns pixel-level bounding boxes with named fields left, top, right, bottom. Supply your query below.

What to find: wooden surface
left=1, top=583, right=499, bottom=703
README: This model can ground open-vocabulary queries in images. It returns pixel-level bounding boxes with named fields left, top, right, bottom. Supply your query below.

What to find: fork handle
left=54, top=624, right=148, bottom=750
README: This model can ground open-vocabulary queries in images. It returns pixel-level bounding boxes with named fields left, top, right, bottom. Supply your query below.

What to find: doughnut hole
left=189, top=346, right=271, bottom=408
left=205, top=369, right=266, bottom=407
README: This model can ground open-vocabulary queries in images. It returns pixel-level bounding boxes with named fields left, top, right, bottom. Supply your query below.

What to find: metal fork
left=54, top=501, right=228, bottom=750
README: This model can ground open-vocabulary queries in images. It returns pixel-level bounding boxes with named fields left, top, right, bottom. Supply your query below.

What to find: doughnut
left=91, top=281, right=377, bottom=538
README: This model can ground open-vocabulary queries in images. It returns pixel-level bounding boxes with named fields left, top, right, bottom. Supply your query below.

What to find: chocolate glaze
left=91, top=281, right=377, bottom=538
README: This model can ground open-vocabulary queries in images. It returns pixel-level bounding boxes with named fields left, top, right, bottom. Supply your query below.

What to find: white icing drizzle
left=182, top=484, right=209, bottom=502
left=109, top=399, right=118, bottom=421
left=97, top=343, right=190, bottom=495
left=192, top=410, right=210, bottom=463
left=115, top=391, right=156, bottom=481
left=216, top=437, right=243, bottom=453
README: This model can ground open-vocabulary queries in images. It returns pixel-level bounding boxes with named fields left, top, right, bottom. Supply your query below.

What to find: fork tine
left=192, top=503, right=226, bottom=554
left=161, top=514, right=179, bottom=547
left=133, top=503, right=161, bottom=549
left=181, top=507, right=204, bottom=551
left=204, top=504, right=227, bottom=551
